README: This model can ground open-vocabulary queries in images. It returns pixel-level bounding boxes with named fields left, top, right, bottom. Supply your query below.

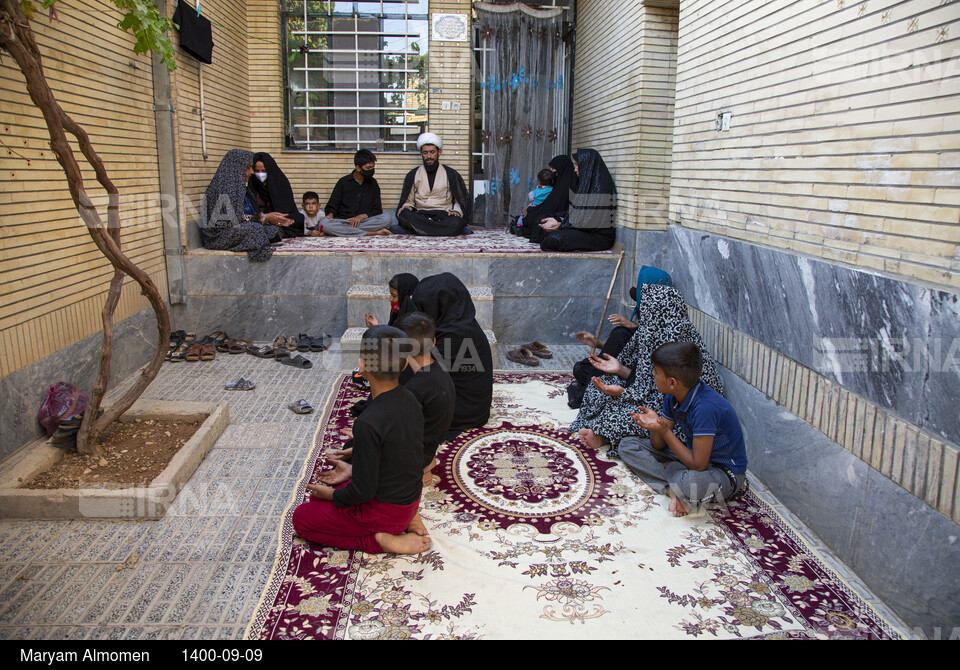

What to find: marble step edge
left=340, top=326, right=497, bottom=345
left=347, top=284, right=493, bottom=301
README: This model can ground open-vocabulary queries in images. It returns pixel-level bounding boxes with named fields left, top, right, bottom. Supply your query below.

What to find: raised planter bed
left=0, top=399, right=228, bottom=520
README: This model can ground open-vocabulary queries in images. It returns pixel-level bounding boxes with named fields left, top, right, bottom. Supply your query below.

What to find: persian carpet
left=273, top=228, right=613, bottom=255
left=245, top=373, right=903, bottom=640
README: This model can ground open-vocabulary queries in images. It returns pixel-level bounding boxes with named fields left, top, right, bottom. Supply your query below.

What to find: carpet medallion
left=245, top=373, right=903, bottom=640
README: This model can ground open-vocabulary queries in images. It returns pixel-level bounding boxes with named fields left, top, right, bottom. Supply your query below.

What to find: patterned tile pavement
left=0, top=341, right=914, bottom=639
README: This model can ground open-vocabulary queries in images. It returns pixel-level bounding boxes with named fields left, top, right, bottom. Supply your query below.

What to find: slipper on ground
left=506, top=347, right=540, bottom=367
left=288, top=399, right=313, bottom=414
left=225, top=377, right=256, bottom=391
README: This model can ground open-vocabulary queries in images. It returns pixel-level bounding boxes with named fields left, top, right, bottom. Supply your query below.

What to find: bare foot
left=375, top=531, right=431, bottom=554
left=407, top=513, right=429, bottom=536
left=578, top=428, right=606, bottom=450
left=327, top=447, right=353, bottom=461
left=367, top=228, right=391, bottom=236
left=317, top=460, right=352, bottom=485
left=667, top=488, right=690, bottom=517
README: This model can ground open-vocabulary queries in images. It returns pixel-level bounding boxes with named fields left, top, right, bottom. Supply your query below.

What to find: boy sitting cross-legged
left=620, top=341, right=748, bottom=517
left=292, top=325, right=429, bottom=554
left=322, top=312, right=456, bottom=487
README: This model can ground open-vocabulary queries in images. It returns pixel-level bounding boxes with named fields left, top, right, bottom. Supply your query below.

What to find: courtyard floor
left=0, top=342, right=914, bottom=640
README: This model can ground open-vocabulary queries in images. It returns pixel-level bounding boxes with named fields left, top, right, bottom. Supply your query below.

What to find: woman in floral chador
left=570, top=283, right=723, bottom=452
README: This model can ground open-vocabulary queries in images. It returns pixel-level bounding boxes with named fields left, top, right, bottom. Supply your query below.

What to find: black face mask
left=360, top=167, right=375, bottom=178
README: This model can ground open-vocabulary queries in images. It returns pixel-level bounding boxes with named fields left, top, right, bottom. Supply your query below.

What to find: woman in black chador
left=410, top=273, right=494, bottom=439
left=535, top=148, right=617, bottom=252
left=247, top=152, right=305, bottom=239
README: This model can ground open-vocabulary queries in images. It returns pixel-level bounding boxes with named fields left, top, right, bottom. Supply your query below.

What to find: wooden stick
left=590, top=249, right=625, bottom=356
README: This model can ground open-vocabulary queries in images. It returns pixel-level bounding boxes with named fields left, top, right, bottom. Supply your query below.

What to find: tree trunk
left=0, top=0, right=171, bottom=455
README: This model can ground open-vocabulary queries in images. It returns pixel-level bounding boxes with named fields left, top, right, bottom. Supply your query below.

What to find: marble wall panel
left=183, top=255, right=352, bottom=297
left=170, top=296, right=346, bottom=342
left=348, top=256, right=483, bottom=287
left=666, top=225, right=960, bottom=446
left=721, top=368, right=960, bottom=634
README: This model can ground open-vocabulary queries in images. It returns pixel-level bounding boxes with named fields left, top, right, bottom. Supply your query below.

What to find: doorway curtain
left=474, top=2, right=566, bottom=228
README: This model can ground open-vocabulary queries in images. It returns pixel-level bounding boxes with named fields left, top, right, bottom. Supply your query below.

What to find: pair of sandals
left=169, top=338, right=217, bottom=362
left=223, top=378, right=312, bottom=414
left=169, top=330, right=196, bottom=349
left=247, top=344, right=313, bottom=369
left=506, top=341, right=553, bottom=367
left=297, top=333, right=331, bottom=352
left=219, top=337, right=251, bottom=354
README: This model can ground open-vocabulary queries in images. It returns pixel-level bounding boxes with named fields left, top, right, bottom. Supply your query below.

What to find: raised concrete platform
left=347, top=284, right=493, bottom=330
left=171, top=241, right=624, bottom=346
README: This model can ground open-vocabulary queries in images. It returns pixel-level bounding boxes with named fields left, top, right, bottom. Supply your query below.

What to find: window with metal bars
left=283, top=0, right=429, bottom=152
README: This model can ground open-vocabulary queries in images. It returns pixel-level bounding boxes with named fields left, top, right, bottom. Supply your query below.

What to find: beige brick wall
left=670, top=0, right=960, bottom=289
left=248, top=1, right=471, bottom=215
left=572, top=0, right=679, bottom=230
left=167, top=0, right=251, bottom=238
left=0, top=1, right=168, bottom=377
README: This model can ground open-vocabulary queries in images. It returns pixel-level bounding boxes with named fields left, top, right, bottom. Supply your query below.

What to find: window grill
left=283, top=0, right=429, bottom=152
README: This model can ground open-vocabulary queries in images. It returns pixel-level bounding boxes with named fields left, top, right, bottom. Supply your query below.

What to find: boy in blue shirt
left=620, top=341, right=748, bottom=517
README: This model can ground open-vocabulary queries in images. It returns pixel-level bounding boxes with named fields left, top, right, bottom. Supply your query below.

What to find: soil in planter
left=20, top=418, right=201, bottom=490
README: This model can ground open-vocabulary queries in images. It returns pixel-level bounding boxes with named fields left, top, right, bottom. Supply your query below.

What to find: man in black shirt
left=320, top=149, right=394, bottom=236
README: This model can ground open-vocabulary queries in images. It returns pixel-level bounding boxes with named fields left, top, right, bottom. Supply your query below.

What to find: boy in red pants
left=292, top=325, right=430, bottom=554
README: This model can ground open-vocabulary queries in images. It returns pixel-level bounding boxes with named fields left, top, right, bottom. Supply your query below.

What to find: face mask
left=360, top=168, right=375, bottom=178
left=390, top=300, right=399, bottom=313
left=255, top=172, right=268, bottom=182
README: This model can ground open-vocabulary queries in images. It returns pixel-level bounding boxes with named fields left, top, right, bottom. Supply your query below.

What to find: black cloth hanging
left=173, top=0, right=214, bottom=64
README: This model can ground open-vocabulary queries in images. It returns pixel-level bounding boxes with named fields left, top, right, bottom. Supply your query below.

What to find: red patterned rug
left=273, top=228, right=613, bottom=255
left=245, top=373, right=903, bottom=640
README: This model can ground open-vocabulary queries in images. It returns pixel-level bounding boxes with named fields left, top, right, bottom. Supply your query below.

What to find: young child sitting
left=299, top=191, right=324, bottom=237
left=528, top=168, right=555, bottom=209
left=620, top=341, right=748, bottom=518
left=324, top=312, right=456, bottom=488
left=292, top=325, right=430, bottom=554
left=514, top=168, right=556, bottom=231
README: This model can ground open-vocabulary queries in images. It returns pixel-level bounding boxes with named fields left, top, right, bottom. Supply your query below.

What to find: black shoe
left=566, top=381, right=585, bottom=409
left=351, top=367, right=370, bottom=390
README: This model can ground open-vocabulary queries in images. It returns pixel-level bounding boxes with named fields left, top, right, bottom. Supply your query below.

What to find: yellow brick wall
left=0, top=0, right=168, bottom=377
left=167, top=0, right=251, bottom=238
left=572, top=0, right=679, bottom=230
left=248, top=1, right=471, bottom=214
left=670, top=0, right=960, bottom=289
